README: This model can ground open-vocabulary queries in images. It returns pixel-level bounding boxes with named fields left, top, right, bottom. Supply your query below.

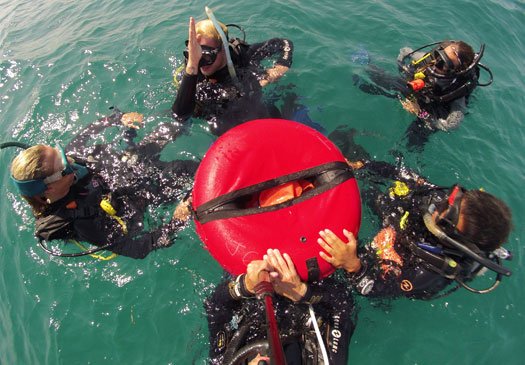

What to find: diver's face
left=198, top=36, right=226, bottom=76
left=42, top=146, right=75, bottom=203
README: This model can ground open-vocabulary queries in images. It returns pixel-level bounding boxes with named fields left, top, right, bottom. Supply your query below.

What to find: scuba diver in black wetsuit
left=8, top=110, right=198, bottom=259
left=353, top=40, right=493, bottom=150
left=315, top=160, right=513, bottom=300
left=206, top=250, right=356, bottom=365
left=172, top=12, right=293, bottom=136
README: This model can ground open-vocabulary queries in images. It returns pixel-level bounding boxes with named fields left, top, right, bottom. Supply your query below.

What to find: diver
left=206, top=249, right=356, bottom=364
left=316, top=159, right=513, bottom=299
left=353, top=40, right=492, bottom=150
left=8, top=110, right=198, bottom=259
left=172, top=11, right=294, bottom=136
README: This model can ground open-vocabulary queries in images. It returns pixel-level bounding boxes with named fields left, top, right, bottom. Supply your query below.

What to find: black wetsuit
left=206, top=275, right=356, bottom=364
left=349, top=161, right=481, bottom=299
left=35, top=110, right=199, bottom=259
left=172, top=38, right=293, bottom=136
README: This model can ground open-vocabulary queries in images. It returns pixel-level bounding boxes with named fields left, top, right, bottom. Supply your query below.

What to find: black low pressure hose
left=38, top=240, right=115, bottom=257
left=226, top=340, right=270, bottom=365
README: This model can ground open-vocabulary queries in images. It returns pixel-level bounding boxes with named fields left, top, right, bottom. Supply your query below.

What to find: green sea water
left=1, top=1, right=524, bottom=364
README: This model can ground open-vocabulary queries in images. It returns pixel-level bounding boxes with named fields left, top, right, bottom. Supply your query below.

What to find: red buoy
left=193, top=119, right=361, bottom=281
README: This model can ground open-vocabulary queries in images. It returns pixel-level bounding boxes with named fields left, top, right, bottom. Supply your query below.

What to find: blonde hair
left=11, top=145, right=49, bottom=181
left=195, top=19, right=228, bottom=42
left=10, top=145, right=51, bottom=215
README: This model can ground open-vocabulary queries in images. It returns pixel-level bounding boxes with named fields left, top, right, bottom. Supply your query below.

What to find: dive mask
left=427, top=184, right=468, bottom=241
left=183, top=41, right=222, bottom=68
left=431, top=46, right=460, bottom=74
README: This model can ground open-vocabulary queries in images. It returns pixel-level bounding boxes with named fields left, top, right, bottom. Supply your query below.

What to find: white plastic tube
left=205, top=6, right=237, bottom=81
left=308, top=304, right=330, bottom=365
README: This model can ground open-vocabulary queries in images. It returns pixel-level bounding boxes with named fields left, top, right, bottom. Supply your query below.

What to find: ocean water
left=1, top=0, right=524, bottom=364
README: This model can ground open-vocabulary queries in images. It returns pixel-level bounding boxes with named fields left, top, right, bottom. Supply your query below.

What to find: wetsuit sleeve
left=171, top=72, right=198, bottom=120
left=244, top=38, right=293, bottom=68
left=107, top=219, right=186, bottom=259
left=432, top=97, right=466, bottom=131
left=66, top=111, right=124, bottom=153
left=135, top=121, right=186, bottom=154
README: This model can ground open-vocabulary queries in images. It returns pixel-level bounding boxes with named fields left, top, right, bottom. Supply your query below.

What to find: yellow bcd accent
left=173, top=64, right=185, bottom=87
left=412, top=52, right=432, bottom=65
left=100, top=198, right=128, bottom=234
left=389, top=181, right=410, bottom=198
left=414, top=72, right=426, bottom=79
left=399, top=211, right=409, bottom=230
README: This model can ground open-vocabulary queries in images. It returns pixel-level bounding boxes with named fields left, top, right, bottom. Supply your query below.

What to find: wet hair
left=10, top=145, right=51, bottom=215
left=461, top=190, right=513, bottom=251
left=11, top=145, right=50, bottom=181
left=441, top=40, right=475, bottom=71
left=195, top=19, right=228, bottom=43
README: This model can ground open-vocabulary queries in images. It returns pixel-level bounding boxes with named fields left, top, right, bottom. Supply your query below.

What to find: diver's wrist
left=296, top=282, right=308, bottom=301
left=343, top=258, right=362, bottom=274
left=185, top=65, right=198, bottom=75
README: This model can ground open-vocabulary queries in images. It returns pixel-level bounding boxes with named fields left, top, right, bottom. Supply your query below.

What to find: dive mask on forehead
left=183, top=40, right=222, bottom=68
left=11, top=144, right=88, bottom=197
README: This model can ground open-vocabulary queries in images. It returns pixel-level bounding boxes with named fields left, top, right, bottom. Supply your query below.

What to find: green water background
left=1, top=0, right=524, bottom=364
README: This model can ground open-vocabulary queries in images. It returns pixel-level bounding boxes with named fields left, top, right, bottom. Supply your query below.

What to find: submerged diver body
left=317, top=159, right=512, bottom=299
left=9, top=110, right=198, bottom=259
left=353, top=40, right=492, bottom=150
left=206, top=250, right=356, bottom=364
left=172, top=15, right=293, bottom=136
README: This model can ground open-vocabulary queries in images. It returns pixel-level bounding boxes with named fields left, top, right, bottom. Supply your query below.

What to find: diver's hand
left=264, top=249, right=307, bottom=302
left=400, top=98, right=421, bottom=115
left=346, top=159, right=364, bottom=170
left=121, top=112, right=144, bottom=129
left=259, top=65, right=289, bottom=87
left=186, top=17, right=201, bottom=75
left=173, top=198, right=192, bottom=222
left=248, top=354, right=270, bottom=365
left=245, top=260, right=272, bottom=294
left=318, top=229, right=361, bottom=273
